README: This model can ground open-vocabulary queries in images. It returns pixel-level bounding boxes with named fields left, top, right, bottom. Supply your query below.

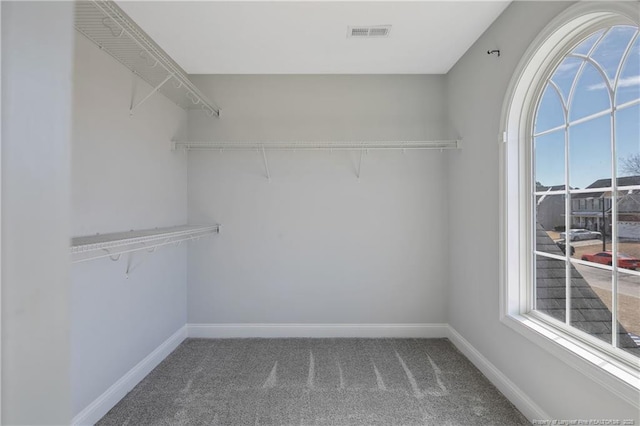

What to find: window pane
left=569, top=62, right=612, bottom=122
left=614, top=188, right=640, bottom=357
left=571, top=30, right=606, bottom=56
left=616, top=104, right=640, bottom=178
left=569, top=114, right=611, bottom=190
left=535, top=198, right=566, bottom=256
left=616, top=189, right=640, bottom=258
left=569, top=194, right=606, bottom=262
left=535, top=255, right=566, bottom=323
left=534, top=131, right=565, bottom=189
left=616, top=271, right=640, bottom=357
left=616, top=36, right=640, bottom=106
left=535, top=85, right=566, bottom=134
left=551, top=57, right=582, bottom=104
left=590, top=26, right=637, bottom=84
left=568, top=194, right=614, bottom=346
left=571, top=260, right=613, bottom=345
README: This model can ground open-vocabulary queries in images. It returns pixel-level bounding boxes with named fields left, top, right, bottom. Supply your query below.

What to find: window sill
left=501, top=313, right=640, bottom=408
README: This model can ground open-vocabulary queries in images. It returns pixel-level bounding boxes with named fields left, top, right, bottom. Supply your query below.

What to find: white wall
left=70, top=35, right=188, bottom=416
left=187, top=75, right=451, bottom=325
left=447, top=1, right=639, bottom=421
left=1, top=2, right=74, bottom=424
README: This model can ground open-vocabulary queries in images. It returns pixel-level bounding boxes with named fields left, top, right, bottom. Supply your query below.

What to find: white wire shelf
left=74, top=1, right=220, bottom=117
left=172, top=140, right=460, bottom=151
left=71, top=225, right=220, bottom=263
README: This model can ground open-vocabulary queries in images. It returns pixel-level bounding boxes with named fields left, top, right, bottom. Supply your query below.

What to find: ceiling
left=118, top=1, right=511, bottom=75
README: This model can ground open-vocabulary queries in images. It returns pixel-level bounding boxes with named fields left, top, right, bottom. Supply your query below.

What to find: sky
left=534, top=25, right=640, bottom=190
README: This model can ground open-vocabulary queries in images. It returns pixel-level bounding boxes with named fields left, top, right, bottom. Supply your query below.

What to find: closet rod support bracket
left=356, top=147, right=365, bottom=181
left=261, top=144, right=271, bottom=182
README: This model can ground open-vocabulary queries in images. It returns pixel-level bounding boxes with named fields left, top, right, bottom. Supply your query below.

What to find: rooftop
left=536, top=223, right=639, bottom=356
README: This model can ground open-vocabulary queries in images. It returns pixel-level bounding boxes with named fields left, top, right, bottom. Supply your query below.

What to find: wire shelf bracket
left=75, top=1, right=220, bottom=117
left=71, top=225, right=220, bottom=264
left=130, top=72, right=174, bottom=116
left=357, top=145, right=365, bottom=181
left=261, top=145, right=271, bottom=182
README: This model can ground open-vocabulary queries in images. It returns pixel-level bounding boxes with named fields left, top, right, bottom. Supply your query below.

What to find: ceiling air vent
left=348, top=25, right=391, bottom=38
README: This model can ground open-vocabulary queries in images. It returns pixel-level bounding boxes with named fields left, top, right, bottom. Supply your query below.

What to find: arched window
left=533, top=24, right=639, bottom=357
left=501, top=2, right=639, bottom=387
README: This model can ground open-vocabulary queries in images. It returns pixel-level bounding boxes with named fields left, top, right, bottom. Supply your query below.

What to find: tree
left=620, top=154, right=640, bottom=176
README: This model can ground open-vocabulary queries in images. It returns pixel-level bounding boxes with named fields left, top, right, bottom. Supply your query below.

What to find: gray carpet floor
left=97, top=338, right=529, bottom=425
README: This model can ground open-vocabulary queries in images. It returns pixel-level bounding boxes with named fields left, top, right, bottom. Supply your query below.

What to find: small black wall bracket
left=487, top=49, right=501, bottom=57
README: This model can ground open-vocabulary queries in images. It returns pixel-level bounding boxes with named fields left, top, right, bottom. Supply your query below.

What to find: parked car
left=559, top=229, right=602, bottom=241
left=556, top=239, right=575, bottom=255
left=581, top=251, right=640, bottom=269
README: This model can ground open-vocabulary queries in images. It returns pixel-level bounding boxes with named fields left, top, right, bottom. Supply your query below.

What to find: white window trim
left=499, top=1, right=640, bottom=407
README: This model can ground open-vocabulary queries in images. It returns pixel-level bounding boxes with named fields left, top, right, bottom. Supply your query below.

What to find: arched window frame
left=500, top=2, right=640, bottom=400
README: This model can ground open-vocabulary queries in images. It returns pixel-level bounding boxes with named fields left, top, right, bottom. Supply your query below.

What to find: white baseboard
left=187, top=323, right=449, bottom=339
left=447, top=325, right=549, bottom=421
left=72, top=326, right=188, bottom=426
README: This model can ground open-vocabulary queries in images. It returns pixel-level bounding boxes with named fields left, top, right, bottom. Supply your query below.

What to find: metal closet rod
left=172, top=140, right=461, bottom=151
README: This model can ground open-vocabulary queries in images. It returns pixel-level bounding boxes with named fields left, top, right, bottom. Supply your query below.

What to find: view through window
left=533, top=25, right=640, bottom=359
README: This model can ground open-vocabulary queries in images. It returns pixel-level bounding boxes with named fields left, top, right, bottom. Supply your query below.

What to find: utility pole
left=602, top=196, right=607, bottom=252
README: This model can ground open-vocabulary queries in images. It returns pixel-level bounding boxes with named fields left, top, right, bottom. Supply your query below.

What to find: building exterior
left=536, top=184, right=566, bottom=232
left=571, top=176, right=640, bottom=240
